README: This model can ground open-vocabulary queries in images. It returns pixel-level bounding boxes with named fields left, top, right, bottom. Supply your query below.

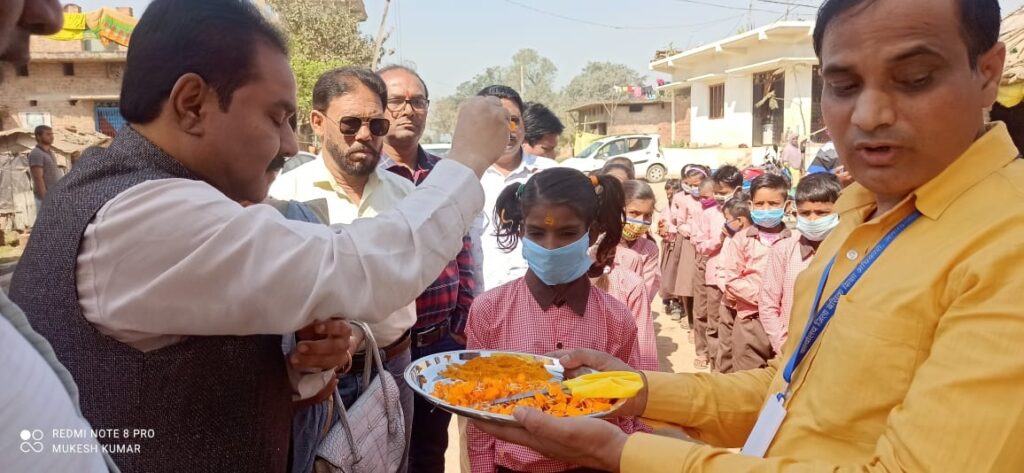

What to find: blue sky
left=73, top=0, right=1024, bottom=97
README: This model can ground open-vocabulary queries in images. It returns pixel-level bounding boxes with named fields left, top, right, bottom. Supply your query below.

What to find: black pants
left=407, top=334, right=464, bottom=473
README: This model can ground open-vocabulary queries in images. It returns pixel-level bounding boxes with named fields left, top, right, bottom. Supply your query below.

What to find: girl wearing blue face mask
left=464, top=168, right=647, bottom=473
left=716, top=173, right=792, bottom=373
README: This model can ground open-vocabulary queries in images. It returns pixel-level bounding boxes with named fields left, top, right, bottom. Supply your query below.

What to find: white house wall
left=668, top=32, right=817, bottom=147
left=783, top=64, right=816, bottom=139
left=690, top=75, right=754, bottom=147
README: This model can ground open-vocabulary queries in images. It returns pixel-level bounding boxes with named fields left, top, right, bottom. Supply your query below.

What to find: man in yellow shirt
left=478, top=0, right=1024, bottom=471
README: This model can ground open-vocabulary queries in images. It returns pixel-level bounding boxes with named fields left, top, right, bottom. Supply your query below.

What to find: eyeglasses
left=386, top=97, right=429, bottom=113
left=320, top=113, right=391, bottom=137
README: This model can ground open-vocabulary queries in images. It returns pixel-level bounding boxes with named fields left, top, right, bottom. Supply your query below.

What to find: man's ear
left=310, top=110, right=325, bottom=139
left=977, top=42, right=1007, bottom=107
left=168, top=73, right=211, bottom=136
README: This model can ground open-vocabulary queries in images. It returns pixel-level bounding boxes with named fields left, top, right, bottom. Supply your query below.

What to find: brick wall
left=601, top=94, right=692, bottom=146
left=0, top=60, right=122, bottom=133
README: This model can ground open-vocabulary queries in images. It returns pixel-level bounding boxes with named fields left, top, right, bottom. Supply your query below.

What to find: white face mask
left=796, top=213, right=840, bottom=241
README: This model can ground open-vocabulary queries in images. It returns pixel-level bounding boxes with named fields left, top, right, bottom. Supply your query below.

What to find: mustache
left=344, top=142, right=380, bottom=158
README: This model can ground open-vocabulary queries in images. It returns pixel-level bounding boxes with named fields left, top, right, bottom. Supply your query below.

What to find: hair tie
left=516, top=183, right=526, bottom=199
left=590, top=175, right=604, bottom=195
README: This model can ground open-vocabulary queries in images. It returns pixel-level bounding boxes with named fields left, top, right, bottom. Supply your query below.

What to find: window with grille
left=709, top=83, right=725, bottom=120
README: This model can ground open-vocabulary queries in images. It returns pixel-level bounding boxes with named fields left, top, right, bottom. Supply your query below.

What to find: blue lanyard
left=782, top=211, right=922, bottom=386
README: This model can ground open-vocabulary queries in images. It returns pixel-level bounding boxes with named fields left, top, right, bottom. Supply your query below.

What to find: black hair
left=493, top=168, right=625, bottom=275
left=313, top=67, right=388, bottom=112
left=600, top=162, right=634, bottom=181
left=713, top=165, right=743, bottom=189
left=622, top=179, right=656, bottom=205
left=477, top=85, right=524, bottom=115
left=34, top=125, right=51, bottom=138
left=812, top=0, right=1001, bottom=69
left=120, top=0, right=288, bottom=124
left=749, top=173, right=791, bottom=201
left=796, top=172, right=842, bottom=204
left=664, top=178, right=681, bottom=192
left=605, top=157, right=636, bottom=179
left=376, top=64, right=429, bottom=99
left=522, top=102, right=565, bottom=146
left=723, top=196, right=751, bottom=222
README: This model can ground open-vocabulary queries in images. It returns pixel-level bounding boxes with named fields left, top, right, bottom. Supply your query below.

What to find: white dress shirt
left=269, top=157, right=417, bottom=346
left=470, top=153, right=557, bottom=293
left=76, top=158, right=482, bottom=397
left=0, top=293, right=112, bottom=472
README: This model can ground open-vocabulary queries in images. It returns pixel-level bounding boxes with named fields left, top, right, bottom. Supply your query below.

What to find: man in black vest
left=8, top=0, right=510, bottom=471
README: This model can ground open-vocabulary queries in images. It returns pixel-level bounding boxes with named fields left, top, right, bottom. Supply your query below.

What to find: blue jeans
left=407, top=335, right=465, bottom=473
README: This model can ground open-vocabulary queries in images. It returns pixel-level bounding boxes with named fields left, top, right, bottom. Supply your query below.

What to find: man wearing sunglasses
left=269, top=66, right=422, bottom=470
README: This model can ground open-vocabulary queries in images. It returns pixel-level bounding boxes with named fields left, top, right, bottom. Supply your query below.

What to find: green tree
left=561, top=62, right=645, bottom=131
left=264, top=0, right=380, bottom=128
left=428, top=49, right=561, bottom=141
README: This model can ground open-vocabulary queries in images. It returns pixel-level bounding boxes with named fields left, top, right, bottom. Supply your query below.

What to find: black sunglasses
left=320, top=113, right=391, bottom=137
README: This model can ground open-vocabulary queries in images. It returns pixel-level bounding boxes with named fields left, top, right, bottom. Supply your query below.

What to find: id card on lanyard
left=740, top=211, right=922, bottom=457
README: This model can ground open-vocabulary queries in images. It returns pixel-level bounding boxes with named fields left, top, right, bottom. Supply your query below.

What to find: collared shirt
left=466, top=275, right=642, bottom=473
left=596, top=267, right=656, bottom=371
left=75, top=155, right=482, bottom=400
left=270, top=157, right=417, bottom=346
left=619, top=123, right=1024, bottom=471
left=470, top=153, right=558, bottom=294
left=718, top=226, right=793, bottom=318
left=758, top=233, right=817, bottom=352
left=670, top=192, right=701, bottom=238
left=378, top=147, right=435, bottom=185
left=523, top=270, right=590, bottom=316
left=694, top=206, right=727, bottom=286
left=380, top=149, right=476, bottom=334
left=615, top=237, right=661, bottom=304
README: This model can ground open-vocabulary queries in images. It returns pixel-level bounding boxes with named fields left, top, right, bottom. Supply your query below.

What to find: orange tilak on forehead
left=544, top=213, right=556, bottom=227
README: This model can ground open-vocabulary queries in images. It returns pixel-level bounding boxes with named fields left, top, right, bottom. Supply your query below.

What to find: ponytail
left=589, top=174, right=625, bottom=275
left=493, top=182, right=526, bottom=252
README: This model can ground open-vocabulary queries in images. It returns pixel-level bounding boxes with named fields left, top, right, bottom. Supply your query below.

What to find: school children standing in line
left=669, top=165, right=710, bottom=330
left=615, top=180, right=661, bottom=304
left=718, top=173, right=793, bottom=372
left=759, top=173, right=842, bottom=353
left=658, top=179, right=684, bottom=320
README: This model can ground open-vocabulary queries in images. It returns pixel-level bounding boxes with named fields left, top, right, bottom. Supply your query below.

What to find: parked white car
left=559, top=134, right=668, bottom=182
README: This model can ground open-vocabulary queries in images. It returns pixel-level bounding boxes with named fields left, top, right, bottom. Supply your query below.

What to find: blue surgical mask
left=751, top=208, right=785, bottom=228
left=690, top=188, right=700, bottom=198
left=796, top=213, right=839, bottom=241
left=522, top=234, right=593, bottom=285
